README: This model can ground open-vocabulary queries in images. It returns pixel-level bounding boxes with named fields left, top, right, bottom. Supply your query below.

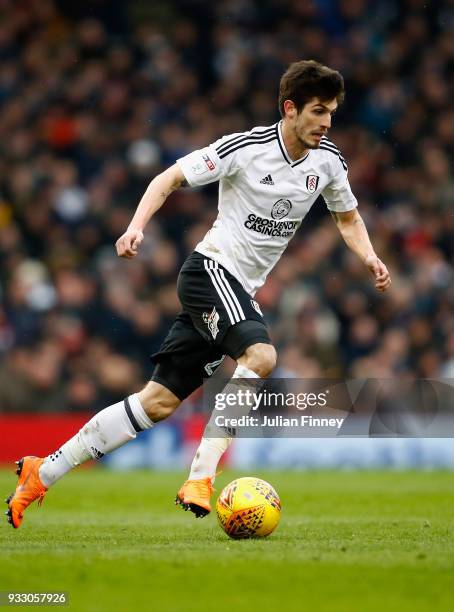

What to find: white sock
left=39, top=393, right=153, bottom=487
left=188, top=437, right=232, bottom=480
left=188, top=364, right=260, bottom=480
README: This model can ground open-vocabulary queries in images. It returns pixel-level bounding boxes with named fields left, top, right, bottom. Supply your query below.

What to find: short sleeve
left=176, top=133, right=243, bottom=187
left=322, top=156, right=358, bottom=212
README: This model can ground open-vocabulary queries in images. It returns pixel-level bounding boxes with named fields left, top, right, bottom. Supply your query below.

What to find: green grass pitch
left=0, top=469, right=453, bottom=612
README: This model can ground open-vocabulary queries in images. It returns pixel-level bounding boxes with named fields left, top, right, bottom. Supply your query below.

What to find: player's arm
left=116, top=163, right=187, bottom=258
left=330, top=208, right=391, bottom=292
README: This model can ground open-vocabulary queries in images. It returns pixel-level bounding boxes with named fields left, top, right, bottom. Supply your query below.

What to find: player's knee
left=138, top=381, right=181, bottom=422
left=239, top=343, right=277, bottom=378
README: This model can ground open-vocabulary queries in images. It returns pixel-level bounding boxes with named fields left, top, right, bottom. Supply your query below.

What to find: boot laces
left=191, top=477, right=214, bottom=496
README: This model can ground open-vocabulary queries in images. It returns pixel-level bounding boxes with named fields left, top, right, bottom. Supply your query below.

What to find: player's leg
left=5, top=381, right=181, bottom=528
left=40, top=380, right=180, bottom=485
left=175, top=253, right=276, bottom=516
left=186, top=331, right=277, bottom=484
left=5, top=310, right=212, bottom=529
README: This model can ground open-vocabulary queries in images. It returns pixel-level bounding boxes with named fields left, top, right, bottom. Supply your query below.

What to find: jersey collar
left=276, top=121, right=310, bottom=167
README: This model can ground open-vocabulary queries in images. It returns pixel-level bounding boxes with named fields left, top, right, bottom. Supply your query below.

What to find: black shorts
left=151, top=251, right=271, bottom=400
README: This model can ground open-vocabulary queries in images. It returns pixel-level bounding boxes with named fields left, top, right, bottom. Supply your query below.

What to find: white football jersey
left=177, top=121, right=357, bottom=296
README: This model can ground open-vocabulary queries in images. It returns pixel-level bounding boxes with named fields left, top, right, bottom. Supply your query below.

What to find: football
left=216, top=477, right=281, bottom=539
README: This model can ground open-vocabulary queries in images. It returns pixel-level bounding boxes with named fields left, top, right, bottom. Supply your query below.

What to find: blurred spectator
left=0, top=0, right=453, bottom=411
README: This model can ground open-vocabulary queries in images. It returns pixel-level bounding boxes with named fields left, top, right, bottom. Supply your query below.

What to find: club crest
left=202, top=306, right=220, bottom=339
left=306, top=175, right=319, bottom=193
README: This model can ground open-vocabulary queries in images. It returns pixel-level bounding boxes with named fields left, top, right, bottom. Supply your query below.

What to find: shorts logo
left=204, top=355, right=226, bottom=376
left=202, top=306, right=220, bottom=339
left=271, top=198, right=292, bottom=219
left=306, top=174, right=319, bottom=193
left=250, top=299, right=263, bottom=316
left=202, top=153, right=216, bottom=171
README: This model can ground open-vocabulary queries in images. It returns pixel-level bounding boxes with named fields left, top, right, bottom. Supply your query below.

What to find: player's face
left=290, top=98, right=338, bottom=149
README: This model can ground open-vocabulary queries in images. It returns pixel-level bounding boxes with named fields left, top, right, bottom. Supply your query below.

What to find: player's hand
left=364, top=254, right=391, bottom=292
left=115, top=228, right=144, bottom=258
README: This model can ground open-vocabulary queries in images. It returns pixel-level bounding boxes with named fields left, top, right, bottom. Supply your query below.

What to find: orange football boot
left=175, top=477, right=214, bottom=518
left=5, top=457, right=48, bottom=529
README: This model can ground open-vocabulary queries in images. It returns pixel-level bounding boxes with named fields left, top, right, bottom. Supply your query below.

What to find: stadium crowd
left=0, top=0, right=453, bottom=412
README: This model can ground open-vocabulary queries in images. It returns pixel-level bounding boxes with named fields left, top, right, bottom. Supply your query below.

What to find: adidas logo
left=260, top=174, right=274, bottom=185
left=91, top=446, right=105, bottom=460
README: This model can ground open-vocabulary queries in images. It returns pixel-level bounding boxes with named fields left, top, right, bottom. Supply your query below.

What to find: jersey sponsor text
left=244, top=213, right=299, bottom=237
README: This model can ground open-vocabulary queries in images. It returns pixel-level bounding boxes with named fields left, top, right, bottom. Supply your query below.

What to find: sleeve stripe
left=215, top=126, right=276, bottom=155
left=218, top=135, right=277, bottom=159
left=320, top=136, right=339, bottom=150
left=319, top=140, right=343, bottom=156
left=319, top=145, right=348, bottom=170
left=320, top=138, right=346, bottom=159
left=216, top=127, right=276, bottom=155
left=320, top=144, right=347, bottom=164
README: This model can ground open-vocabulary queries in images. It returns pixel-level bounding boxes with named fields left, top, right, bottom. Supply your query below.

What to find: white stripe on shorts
left=213, top=264, right=246, bottom=321
left=204, top=259, right=239, bottom=324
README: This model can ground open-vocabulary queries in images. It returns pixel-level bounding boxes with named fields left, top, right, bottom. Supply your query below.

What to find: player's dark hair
left=278, top=60, right=345, bottom=117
